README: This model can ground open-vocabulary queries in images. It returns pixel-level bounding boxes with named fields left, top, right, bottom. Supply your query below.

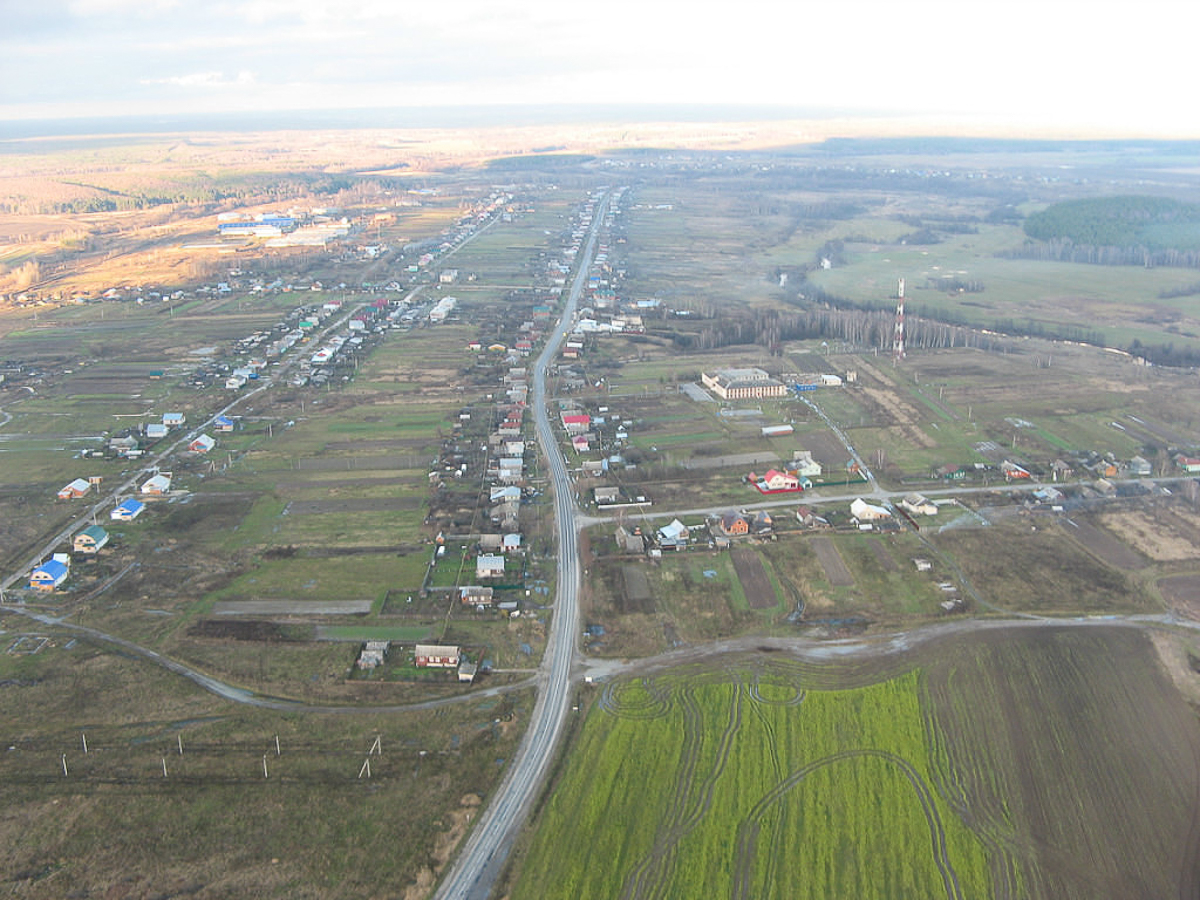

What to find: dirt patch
left=187, top=619, right=297, bottom=641
left=1158, top=574, right=1200, bottom=620
left=1149, top=630, right=1200, bottom=706
left=731, top=548, right=776, bottom=609
left=812, top=537, right=854, bottom=586
left=1067, top=517, right=1147, bottom=570
left=621, top=565, right=653, bottom=612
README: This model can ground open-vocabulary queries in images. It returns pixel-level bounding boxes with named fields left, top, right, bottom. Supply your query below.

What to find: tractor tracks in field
left=731, top=748, right=964, bottom=900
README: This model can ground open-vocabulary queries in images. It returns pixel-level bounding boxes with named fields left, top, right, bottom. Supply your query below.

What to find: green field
left=512, top=626, right=1200, bottom=899
left=513, top=661, right=991, bottom=899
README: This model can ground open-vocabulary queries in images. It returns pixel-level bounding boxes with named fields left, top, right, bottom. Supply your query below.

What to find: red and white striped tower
left=892, top=277, right=906, bottom=364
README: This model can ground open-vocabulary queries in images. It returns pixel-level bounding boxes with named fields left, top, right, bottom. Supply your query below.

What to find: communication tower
left=892, top=278, right=906, bottom=364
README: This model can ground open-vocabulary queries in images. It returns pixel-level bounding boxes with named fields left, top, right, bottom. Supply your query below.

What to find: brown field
left=731, top=548, right=775, bottom=609
left=621, top=565, right=653, bottom=612
left=1157, top=574, right=1200, bottom=619
left=1100, top=503, right=1200, bottom=562
left=811, top=537, right=854, bottom=586
left=923, top=626, right=1200, bottom=900
left=934, top=518, right=1154, bottom=613
left=1066, top=517, right=1148, bottom=570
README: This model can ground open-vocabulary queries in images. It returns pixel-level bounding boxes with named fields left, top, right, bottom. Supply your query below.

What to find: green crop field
left=513, top=660, right=991, bottom=899
left=512, top=626, right=1200, bottom=899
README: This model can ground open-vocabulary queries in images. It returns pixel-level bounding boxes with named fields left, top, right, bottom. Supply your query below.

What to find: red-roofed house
left=561, top=413, right=591, bottom=433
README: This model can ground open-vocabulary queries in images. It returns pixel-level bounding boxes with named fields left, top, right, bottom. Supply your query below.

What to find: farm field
left=509, top=625, right=1200, bottom=900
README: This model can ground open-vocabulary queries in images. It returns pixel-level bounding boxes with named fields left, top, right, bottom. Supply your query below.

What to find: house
left=477, top=554, right=506, bottom=579
left=214, top=415, right=235, bottom=433
left=615, top=525, right=645, bottom=554
left=850, top=498, right=890, bottom=521
left=594, top=486, right=620, bottom=505
left=29, top=559, right=69, bottom=591
left=74, top=524, right=110, bottom=554
left=502, top=533, right=522, bottom=554
left=571, top=434, right=590, bottom=453
left=189, top=434, right=216, bottom=453
left=109, top=435, right=140, bottom=457
left=796, top=506, right=830, bottom=529
left=657, top=518, right=690, bottom=549
left=110, top=498, right=145, bottom=521
left=460, top=586, right=495, bottom=605
left=792, top=450, right=822, bottom=478
left=145, top=423, right=168, bottom=439
left=899, top=493, right=937, bottom=516
left=57, top=478, right=92, bottom=500
left=757, top=469, right=800, bottom=493
left=561, top=413, right=591, bottom=433
left=457, top=661, right=478, bottom=683
left=1177, top=456, right=1200, bottom=474
left=162, top=412, right=185, bottom=427
left=414, top=644, right=461, bottom=668
left=1126, top=455, right=1152, bottom=477
left=478, top=534, right=503, bottom=553
left=141, top=473, right=172, bottom=495
left=935, top=464, right=966, bottom=481
left=752, top=510, right=773, bottom=533
left=1000, top=460, right=1031, bottom=480
left=719, top=511, right=750, bottom=536
left=490, top=486, right=521, bottom=503
left=1032, top=486, right=1064, bottom=504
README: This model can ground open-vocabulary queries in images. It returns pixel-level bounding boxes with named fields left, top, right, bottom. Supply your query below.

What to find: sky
left=2, top=0, right=1197, bottom=136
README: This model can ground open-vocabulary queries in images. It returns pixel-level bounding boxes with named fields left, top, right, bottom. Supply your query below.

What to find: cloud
left=142, top=70, right=256, bottom=88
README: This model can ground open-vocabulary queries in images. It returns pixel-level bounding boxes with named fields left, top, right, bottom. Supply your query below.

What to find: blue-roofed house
left=110, top=498, right=145, bottom=521
left=162, top=412, right=186, bottom=427
left=214, top=415, right=235, bottom=433
left=29, top=559, right=69, bottom=591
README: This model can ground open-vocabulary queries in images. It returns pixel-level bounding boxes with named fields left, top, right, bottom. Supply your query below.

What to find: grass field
left=510, top=626, right=1200, bottom=899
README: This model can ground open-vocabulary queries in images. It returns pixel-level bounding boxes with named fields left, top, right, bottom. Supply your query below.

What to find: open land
left=4, top=126, right=1200, bottom=898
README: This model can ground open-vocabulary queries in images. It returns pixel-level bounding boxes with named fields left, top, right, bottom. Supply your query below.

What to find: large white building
left=701, top=367, right=788, bottom=400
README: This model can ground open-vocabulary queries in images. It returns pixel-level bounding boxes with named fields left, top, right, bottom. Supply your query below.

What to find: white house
left=189, top=434, right=216, bottom=453
left=141, top=473, right=172, bottom=495
left=476, top=554, right=506, bottom=579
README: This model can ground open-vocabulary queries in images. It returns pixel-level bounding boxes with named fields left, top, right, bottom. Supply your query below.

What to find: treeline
left=1128, top=338, right=1200, bottom=368
left=1000, top=238, right=1200, bottom=269
left=1014, top=195, right=1200, bottom=267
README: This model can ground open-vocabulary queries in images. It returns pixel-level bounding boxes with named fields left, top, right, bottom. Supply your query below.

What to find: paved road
left=433, top=195, right=608, bottom=900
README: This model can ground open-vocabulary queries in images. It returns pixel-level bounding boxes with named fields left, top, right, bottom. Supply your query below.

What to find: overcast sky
left=2, top=0, right=1195, bottom=135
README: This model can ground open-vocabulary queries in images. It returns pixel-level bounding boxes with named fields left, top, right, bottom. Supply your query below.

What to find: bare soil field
left=868, top=539, right=899, bottom=571
left=211, top=600, right=373, bottom=616
left=1156, top=574, right=1200, bottom=619
left=1066, top=517, right=1148, bottom=570
left=1100, top=503, right=1200, bottom=562
left=731, top=548, right=775, bottom=609
left=923, top=626, right=1200, bottom=900
left=811, top=537, right=854, bottom=586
